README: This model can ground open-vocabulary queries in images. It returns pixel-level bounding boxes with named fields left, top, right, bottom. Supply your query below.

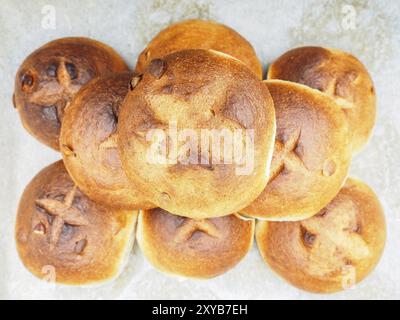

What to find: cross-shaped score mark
left=143, top=88, right=252, bottom=168
left=26, top=60, right=79, bottom=123
left=300, top=200, right=370, bottom=263
left=269, top=130, right=307, bottom=182
left=174, top=219, right=220, bottom=243
left=325, top=75, right=356, bottom=110
left=35, top=186, right=89, bottom=250
left=148, top=80, right=248, bottom=131
left=302, top=65, right=357, bottom=110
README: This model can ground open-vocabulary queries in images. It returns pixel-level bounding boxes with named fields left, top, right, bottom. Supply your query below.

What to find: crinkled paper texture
left=0, top=0, right=399, bottom=299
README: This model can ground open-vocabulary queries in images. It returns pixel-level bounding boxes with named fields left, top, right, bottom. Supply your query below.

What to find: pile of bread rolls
left=13, top=19, right=386, bottom=294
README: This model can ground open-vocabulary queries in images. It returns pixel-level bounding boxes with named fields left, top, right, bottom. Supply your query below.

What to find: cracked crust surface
left=13, top=37, right=129, bottom=150
left=135, top=19, right=263, bottom=79
left=255, top=178, right=386, bottom=293
left=118, top=49, right=275, bottom=218
left=15, top=160, right=138, bottom=285
left=137, top=208, right=254, bottom=278
left=268, top=46, right=376, bottom=152
left=60, top=72, right=154, bottom=210
left=243, top=80, right=351, bottom=220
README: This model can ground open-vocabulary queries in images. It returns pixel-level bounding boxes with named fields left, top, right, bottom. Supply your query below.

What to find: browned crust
left=268, top=46, right=376, bottom=152
left=137, top=208, right=254, bottom=278
left=15, top=160, right=138, bottom=285
left=243, top=80, right=351, bottom=220
left=60, top=72, right=155, bottom=210
left=135, top=19, right=263, bottom=79
left=13, top=37, right=129, bottom=151
left=256, top=178, right=386, bottom=293
left=118, top=49, right=276, bottom=218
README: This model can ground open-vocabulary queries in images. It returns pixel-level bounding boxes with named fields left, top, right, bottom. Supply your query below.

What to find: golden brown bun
left=118, top=49, right=276, bottom=218
left=60, top=72, right=155, bottom=210
left=15, top=160, right=138, bottom=286
left=268, top=46, right=376, bottom=152
left=135, top=19, right=263, bottom=79
left=243, top=80, right=351, bottom=220
left=256, top=178, right=386, bottom=293
left=13, top=37, right=129, bottom=151
left=137, top=208, right=254, bottom=278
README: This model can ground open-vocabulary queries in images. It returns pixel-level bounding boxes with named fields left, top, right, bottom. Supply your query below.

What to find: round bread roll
left=13, top=37, right=129, bottom=151
left=243, top=80, right=351, bottom=221
left=60, top=72, right=154, bottom=210
left=137, top=208, right=254, bottom=278
left=256, top=178, right=386, bottom=293
left=135, top=19, right=263, bottom=79
left=118, top=49, right=276, bottom=218
left=268, top=46, right=376, bottom=152
left=15, top=160, right=138, bottom=286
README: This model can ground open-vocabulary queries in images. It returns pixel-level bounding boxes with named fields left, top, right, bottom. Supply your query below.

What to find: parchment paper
left=0, top=0, right=399, bottom=299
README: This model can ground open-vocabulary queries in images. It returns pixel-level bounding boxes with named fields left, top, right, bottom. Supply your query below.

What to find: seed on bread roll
left=135, top=19, right=263, bottom=79
left=268, top=46, right=376, bottom=152
left=243, top=80, right=351, bottom=221
left=15, top=160, right=137, bottom=286
left=13, top=37, right=129, bottom=151
left=256, top=178, right=386, bottom=293
left=118, top=49, right=276, bottom=218
left=137, top=208, right=254, bottom=279
left=60, top=72, right=154, bottom=210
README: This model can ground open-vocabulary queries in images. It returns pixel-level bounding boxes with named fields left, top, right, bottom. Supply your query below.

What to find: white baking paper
left=0, top=0, right=399, bottom=300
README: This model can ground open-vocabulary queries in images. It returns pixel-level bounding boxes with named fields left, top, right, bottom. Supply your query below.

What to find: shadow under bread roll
left=60, top=72, right=155, bottom=210
left=15, top=160, right=138, bottom=286
left=137, top=208, right=254, bottom=279
left=268, top=46, right=376, bottom=153
left=13, top=37, right=129, bottom=151
left=243, top=80, right=351, bottom=221
left=135, top=19, right=263, bottom=79
left=256, top=178, right=386, bottom=293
